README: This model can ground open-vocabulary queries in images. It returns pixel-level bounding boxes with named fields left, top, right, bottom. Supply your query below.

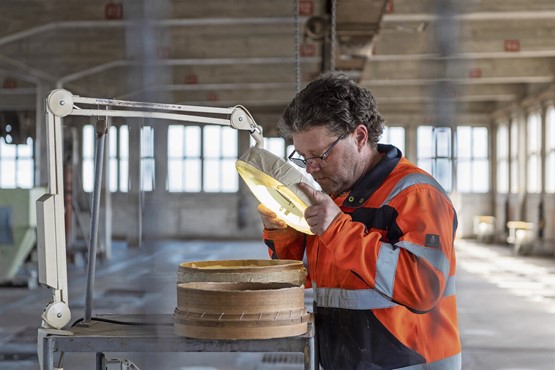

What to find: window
left=526, top=112, right=542, bottom=193
left=203, top=125, right=238, bottom=192
left=108, top=125, right=129, bottom=192
left=250, top=137, right=286, bottom=158
left=510, top=119, right=519, bottom=193
left=82, top=125, right=95, bottom=192
left=381, top=126, right=405, bottom=155
left=546, top=106, right=555, bottom=193
left=264, top=137, right=286, bottom=157
left=417, top=126, right=452, bottom=192
left=457, top=126, right=489, bottom=193
left=0, top=136, right=34, bottom=189
left=83, top=124, right=129, bottom=193
left=168, top=125, right=239, bottom=192
left=496, top=124, right=509, bottom=194
left=141, top=126, right=155, bottom=192
left=167, top=125, right=202, bottom=192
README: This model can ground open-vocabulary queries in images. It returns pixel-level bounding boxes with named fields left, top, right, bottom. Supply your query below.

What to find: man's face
left=292, top=126, right=359, bottom=196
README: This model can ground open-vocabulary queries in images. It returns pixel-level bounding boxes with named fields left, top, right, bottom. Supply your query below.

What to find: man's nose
left=305, top=159, right=321, bottom=174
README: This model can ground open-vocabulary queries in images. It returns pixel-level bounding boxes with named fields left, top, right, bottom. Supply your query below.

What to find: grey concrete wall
left=107, top=190, right=496, bottom=241
left=452, top=193, right=493, bottom=239
left=111, top=192, right=264, bottom=240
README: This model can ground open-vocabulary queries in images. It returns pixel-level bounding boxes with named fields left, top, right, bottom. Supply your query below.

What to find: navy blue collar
left=342, top=144, right=402, bottom=208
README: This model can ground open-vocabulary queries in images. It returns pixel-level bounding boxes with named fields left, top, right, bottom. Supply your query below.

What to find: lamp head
left=236, top=147, right=313, bottom=235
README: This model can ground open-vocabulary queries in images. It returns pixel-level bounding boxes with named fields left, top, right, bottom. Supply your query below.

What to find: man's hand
left=297, top=182, right=342, bottom=236
left=257, top=203, right=288, bottom=230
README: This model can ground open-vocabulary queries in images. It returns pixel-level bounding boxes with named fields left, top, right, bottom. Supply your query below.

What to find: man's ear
left=354, top=124, right=368, bottom=150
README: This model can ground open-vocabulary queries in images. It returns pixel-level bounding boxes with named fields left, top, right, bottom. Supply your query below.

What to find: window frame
left=545, top=106, right=555, bottom=193
left=509, top=118, right=519, bottom=194
left=456, top=125, right=490, bottom=194
left=108, top=124, right=129, bottom=193
left=202, top=125, right=239, bottom=193
left=0, top=136, right=34, bottom=189
left=417, top=125, right=453, bottom=193
left=526, top=111, right=542, bottom=194
left=140, top=125, right=155, bottom=192
left=82, top=124, right=95, bottom=193
left=83, top=124, right=130, bottom=193
left=167, top=124, right=239, bottom=193
left=381, top=125, right=406, bottom=155
left=496, top=123, right=509, bottom=194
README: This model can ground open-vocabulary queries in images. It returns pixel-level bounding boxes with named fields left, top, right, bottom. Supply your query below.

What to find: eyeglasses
left=288, top=132, right=347, bottom=169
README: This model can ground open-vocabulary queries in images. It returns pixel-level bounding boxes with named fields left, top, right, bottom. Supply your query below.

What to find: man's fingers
left=297, top=184, right=342, bottom=236
left=257, top=203, right=276, bottom=217
left=304, top=204, right=320, bottom=219
left=257, top=203, right=287, bottom=229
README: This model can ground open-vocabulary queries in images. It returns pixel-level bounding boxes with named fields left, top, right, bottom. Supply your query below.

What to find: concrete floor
left=2, top=239, right=555, bottom=369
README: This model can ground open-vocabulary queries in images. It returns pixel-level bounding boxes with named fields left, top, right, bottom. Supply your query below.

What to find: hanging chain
left=330, top=0, right=337, bottom=72
left=294, top=0, right=301, bottom=93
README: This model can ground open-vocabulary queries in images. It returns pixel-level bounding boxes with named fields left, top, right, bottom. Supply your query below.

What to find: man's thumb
left=297, top=182, right=321, bottom=203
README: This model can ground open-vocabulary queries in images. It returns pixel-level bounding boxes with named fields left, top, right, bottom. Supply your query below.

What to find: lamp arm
left=48, top=89, right=264, bottom=143
left=36, top=89, right=265, bottom=329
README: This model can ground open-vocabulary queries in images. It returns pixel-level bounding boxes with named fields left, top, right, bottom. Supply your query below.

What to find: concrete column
left=540, top=107, right=547, bottom=195
left=517, top=110, right=527, bottom=220
left=127, top=123, right=142, bottom=247
left=490, top=122, right=497, bottom=215
left=122, top=0, right=172, bottom=245
left=155, top=122, right=168, bottom=194
left=406, top=124, right=418, bottom=163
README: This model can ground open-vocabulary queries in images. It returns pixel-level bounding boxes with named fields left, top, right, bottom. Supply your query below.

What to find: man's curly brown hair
left=278, top=72, right=384, bottom=148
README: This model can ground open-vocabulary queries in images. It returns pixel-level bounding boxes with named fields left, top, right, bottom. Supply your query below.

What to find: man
left=258, top=72, right=461, bottom=369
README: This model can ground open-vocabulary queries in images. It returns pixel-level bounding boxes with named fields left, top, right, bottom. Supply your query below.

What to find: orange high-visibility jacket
left=264, top=144, right=461, bottom=369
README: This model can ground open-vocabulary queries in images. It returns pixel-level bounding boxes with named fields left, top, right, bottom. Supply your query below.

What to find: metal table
left=40, top=314, right=316, bottom=370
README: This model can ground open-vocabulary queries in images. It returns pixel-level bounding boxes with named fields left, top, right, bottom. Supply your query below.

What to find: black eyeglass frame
left=288, top=131, right=348, bottom=169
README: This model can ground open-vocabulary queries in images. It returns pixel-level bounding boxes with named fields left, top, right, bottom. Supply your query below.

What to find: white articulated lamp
left=36, top=89, right=313, bottom=332
left=37, top=89, right=267, bottom=330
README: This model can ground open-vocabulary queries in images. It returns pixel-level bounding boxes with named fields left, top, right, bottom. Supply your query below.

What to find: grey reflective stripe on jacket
left=397, top=352, right=461, bottom=370
left=443, top=274, right=456, bottom=297
left=312, top=274, right=455, bottom=310
left=381, top=172, right=450, bottom=207
left=396, top=240, right=451, bottom=278
left=375, top=240, right=451, bottom=300
left=312, top=282, right=397, bottom=309
left=375, top=242, right=400, bottom=299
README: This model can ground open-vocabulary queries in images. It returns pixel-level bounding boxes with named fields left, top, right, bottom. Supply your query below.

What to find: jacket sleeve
left=262, top=227, right=310, bottom=287
left=263, top=227, right=306, bottom=261
left=319, top=184, right=456, bottom=312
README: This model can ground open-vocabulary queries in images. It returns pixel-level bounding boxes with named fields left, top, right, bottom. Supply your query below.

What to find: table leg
left=42, top=336, right=54, bottom=370
left=96, top=352, right=106, bottom=370
left=305, top=334, right=317, bottom=370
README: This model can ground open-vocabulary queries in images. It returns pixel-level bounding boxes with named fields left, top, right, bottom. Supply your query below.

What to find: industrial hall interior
left=2, top=0, right=555, bottom=369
